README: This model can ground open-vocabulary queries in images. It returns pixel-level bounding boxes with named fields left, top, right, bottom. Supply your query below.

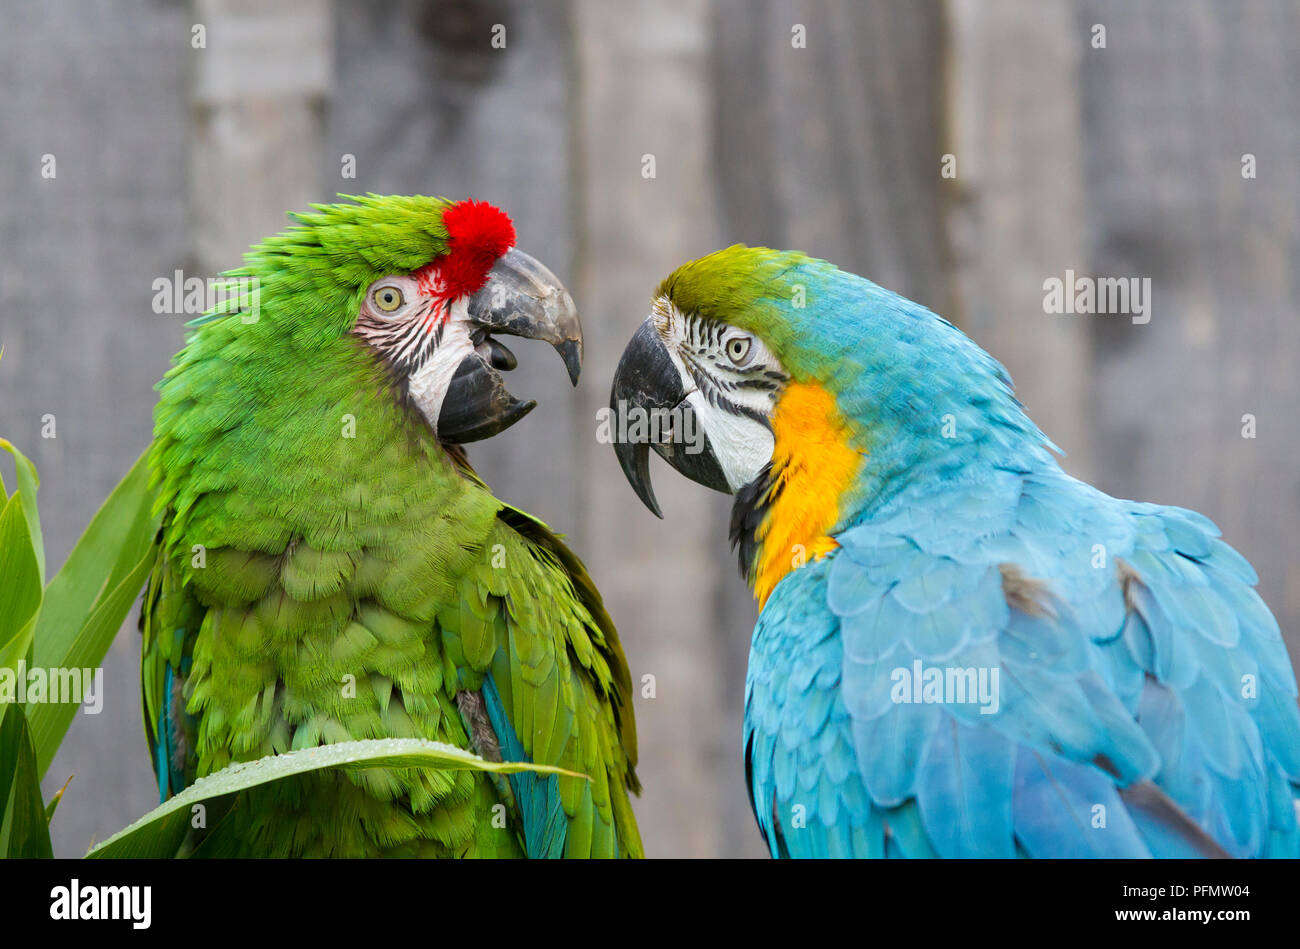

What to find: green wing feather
left=140, top=534, right=202, bottom=799
left=470, top=505, right=642, bottom=857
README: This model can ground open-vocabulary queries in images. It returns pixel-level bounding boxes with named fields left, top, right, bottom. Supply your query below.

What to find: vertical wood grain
left=1076, top=0, right=1300, bottom=669
left=0, top=0, right=193, bottom=857
left=573, top=0, right=736, bottom=857
left=944, top=0, right=1095, bottom=482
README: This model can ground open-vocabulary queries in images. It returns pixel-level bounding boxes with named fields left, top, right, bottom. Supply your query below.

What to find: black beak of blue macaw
left=609, top=317, right=730, bottom=518
left=438, top=247, right=583, bottom=444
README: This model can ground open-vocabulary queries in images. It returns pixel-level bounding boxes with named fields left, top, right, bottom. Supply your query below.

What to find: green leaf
left=0, top=493, right=42, bottom=658
left=0, top=438, right=44, bottom=585
left=87, top=738, right=587, bottom=859
left=27, top=547, right=156, bottom=777
left=0, top=704, right=53, bottom=858
left=0, top=491, right=42, bottom=740
left=28, top=448, right=158, bottom=776
left=44, top=774, right=72, bottom=824
left=0, top=612, right=37, bottom=744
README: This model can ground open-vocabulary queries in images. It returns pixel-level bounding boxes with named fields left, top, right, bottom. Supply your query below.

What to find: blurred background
left=1, top=0, right=1296, bottom=858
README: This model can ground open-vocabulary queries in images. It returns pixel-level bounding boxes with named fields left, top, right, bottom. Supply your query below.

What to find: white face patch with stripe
left=405, top=297, right=474, bottom=435
left=352, top=273, right=475, bottom=436
left=651, top=295, right=785, bottom=490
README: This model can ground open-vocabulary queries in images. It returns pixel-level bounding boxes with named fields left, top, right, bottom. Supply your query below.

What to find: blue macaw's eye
left=373, top=286, right=405, bottom=312
left=726, top=336, right=752, bottom=365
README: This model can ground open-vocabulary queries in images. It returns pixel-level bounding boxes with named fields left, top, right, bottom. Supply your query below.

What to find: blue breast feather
left=743, top=463, right=1300, bottom=858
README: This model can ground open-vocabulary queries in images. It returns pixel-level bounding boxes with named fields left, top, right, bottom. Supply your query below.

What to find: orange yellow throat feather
left=748, top=382, right=864, bottom=607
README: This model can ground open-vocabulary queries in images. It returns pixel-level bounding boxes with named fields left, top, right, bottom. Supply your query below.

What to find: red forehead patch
left=436, top=199, right=516, bottom=299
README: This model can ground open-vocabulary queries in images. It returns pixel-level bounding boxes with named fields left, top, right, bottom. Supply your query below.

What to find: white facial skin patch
left=652, top=295, right=785, bottom=490
left=405, top=296, right=474, bottom=435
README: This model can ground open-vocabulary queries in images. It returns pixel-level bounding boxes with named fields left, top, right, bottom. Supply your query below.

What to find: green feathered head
left=165, top=193, right=582, bottom=447
left=151, top=195, right=586, bottom=556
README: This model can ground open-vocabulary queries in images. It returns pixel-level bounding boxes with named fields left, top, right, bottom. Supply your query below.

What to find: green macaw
left=141, top=194, right=641, bottom=857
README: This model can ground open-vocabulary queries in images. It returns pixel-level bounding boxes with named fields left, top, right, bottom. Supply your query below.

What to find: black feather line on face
left=715, top=368, right=782, bottom=393
left=676, top=310, right=787, bottom=425
left=682, top=356, right=772, bottom=428
left=354, top=297, right=446, bottom=384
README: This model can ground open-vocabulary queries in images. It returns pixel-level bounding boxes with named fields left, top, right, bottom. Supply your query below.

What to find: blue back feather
left=742, top=268, right=1300, bottom=858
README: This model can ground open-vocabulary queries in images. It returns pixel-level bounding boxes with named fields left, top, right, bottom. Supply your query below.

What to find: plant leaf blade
left=87, top=738, right=587, bottom=858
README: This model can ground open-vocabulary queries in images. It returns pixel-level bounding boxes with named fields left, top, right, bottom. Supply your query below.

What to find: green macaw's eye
left=373, top=286, right=404, bottom=312
left=726, top=336, right=752, bottom=365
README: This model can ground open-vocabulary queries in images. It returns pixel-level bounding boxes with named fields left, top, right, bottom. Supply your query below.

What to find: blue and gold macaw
left=609, top=245, right=1300, bottom=858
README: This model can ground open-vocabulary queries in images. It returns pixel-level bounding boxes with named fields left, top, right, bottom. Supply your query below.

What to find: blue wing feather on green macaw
left=610, top=245, right=1299, bottom=858
left=141, top=194, right=641, bottom=857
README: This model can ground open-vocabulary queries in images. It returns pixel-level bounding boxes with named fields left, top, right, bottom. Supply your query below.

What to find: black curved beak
left=438, top=247, right=583, bottom=444
left=609, top=317, right=729, bottom=518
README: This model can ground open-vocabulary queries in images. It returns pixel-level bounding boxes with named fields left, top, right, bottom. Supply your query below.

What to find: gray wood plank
left=573, top=0, right=740, bottom=857
left=0, top=0, right=193, bottom=857
left=1076, top=0, right=1300, bottom=673
left=191, top=0, right=331, bottom=273
left=945, top=0, right=1096, bottom=481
